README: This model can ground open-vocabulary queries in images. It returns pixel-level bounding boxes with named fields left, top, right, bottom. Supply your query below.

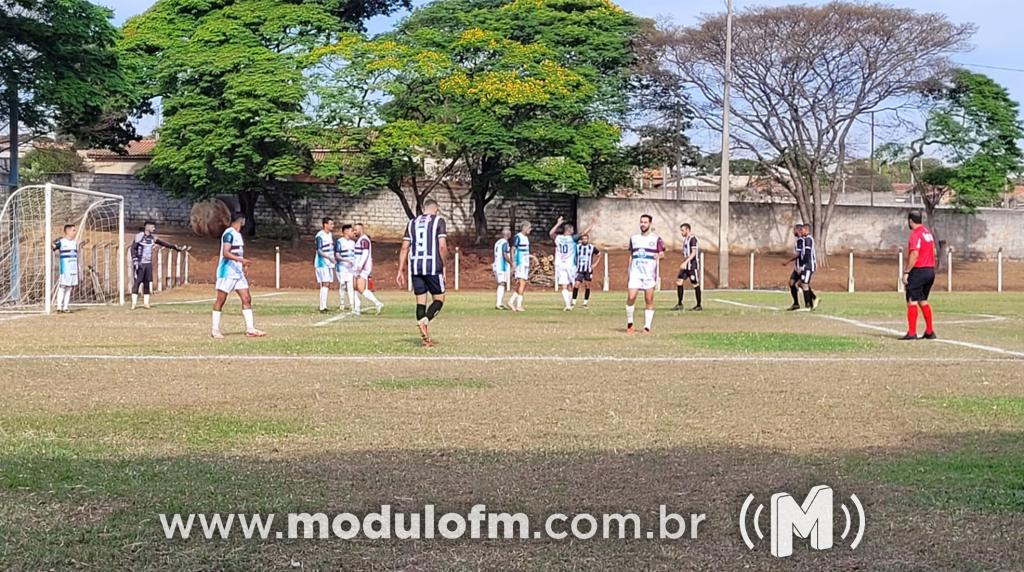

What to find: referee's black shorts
left=412, top=274, right=445, bottom=296
left=134, top=263, right=154, bottom=292
left=906, top=267, right=935, bottom=302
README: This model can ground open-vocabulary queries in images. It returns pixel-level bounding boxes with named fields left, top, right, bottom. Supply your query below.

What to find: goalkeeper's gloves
left=132, top=258, right=140, bottom=271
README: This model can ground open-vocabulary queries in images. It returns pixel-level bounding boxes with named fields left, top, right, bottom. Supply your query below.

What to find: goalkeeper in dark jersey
left=131, top=221, right=184, bottom=309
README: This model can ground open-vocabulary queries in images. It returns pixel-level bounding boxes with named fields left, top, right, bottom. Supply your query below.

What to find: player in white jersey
left=352, top=223, right=384, bottom=315
left=549, top=215, right=597, bottom=311
left=508, top=221, right=538, bottom=312
left=315, top=217, right=336, bottom=312
left=334, top=223, right=357, bottom=311
left=52, top=224, right=88, bottom=313
left=211, top=212, right=266, bottom=339
left=492, top=228, right=513, bottom=309
left=626, top=214, right=665, bottom=334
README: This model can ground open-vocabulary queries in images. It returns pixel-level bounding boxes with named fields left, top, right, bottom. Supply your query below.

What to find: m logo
left=739, top=485, right=865, bottom=558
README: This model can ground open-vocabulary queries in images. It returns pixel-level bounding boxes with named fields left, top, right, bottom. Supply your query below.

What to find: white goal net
left=0, top=183, right=125, bottom=313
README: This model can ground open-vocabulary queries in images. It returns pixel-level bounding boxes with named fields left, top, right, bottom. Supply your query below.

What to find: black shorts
left=575, top=271, right=593, bottom=283
left=677, top=268, right=699, bottom=285
left=412, top=274, right=445, bottom=296
left=906, top=267, right=935, bottom=302
left=133, top=263, right=153, bottom=290
left=790, top=269, right=814, bottom=285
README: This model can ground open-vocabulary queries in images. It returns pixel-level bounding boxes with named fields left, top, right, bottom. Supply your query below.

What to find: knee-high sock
left=212, top=310, right=222, bottom=333
left=426, top=300, right=444, bottom=321
left=584, top=288, right=591, bottom=303
left=790, top=285, right=799, bottom=305
left=242, top=308, right=255, bottom=331
left=131, top=293, right=138, bottom=308
left=644, top=309, right=655, bottom=330
left=561, top=289, right=572, bottom=308
left=362, top=289, right=381, bottom=306
left=515, top=293, right=524, bottom=310
left=626, top=305, right=635, bottom=326
left=62, top=286, right=72, bottom=310
left=695, top=286, right=702, bottom=306
left=922, top=304, right=934, bottom=333
left=353, top=292, right=362, bottom=313
left=319, top=286, right=329, bottom=310
left=572, top=287, right=579, bottom=301
left=344, top=282, right=354, bottom=309
left=496, top=284, right=506, bottom=307
left=416, top=304, right=427, bottom=322
left=803, top=289, right=813, bottom=308
left=508, top=293, right=519, bottom=308
left=907, top=305, right=919, bottom=336
left=143, top=294, right=150, bottom=307
left=677, top=285, right=685, bottom=305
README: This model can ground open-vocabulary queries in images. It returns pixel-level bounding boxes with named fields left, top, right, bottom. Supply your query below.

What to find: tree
left=658, top=2, right=973, bottom=262
left=1, top=0, right=137, bottom=187
left=314, top=0, right=645, bottom=240
left=120, top=0, right=410, bottom=237
left=906, top=70, right=1024, bottom=229
left=20, top=147, right=85, bottom=183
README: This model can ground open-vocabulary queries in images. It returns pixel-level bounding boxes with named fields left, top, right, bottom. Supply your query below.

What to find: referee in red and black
left=901, top=211, right=938, bottom=340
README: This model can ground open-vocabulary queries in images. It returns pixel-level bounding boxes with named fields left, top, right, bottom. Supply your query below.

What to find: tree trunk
left=471, top=180, right=489, bottom=245
left=264, top=190, right=300, bottom=247
left=237, top=190, right=259, bottom=237
left=387, top=180, right=416, bottom=220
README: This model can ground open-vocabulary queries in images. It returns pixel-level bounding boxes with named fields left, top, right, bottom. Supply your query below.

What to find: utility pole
left=717, top=0, right=734, bottom=288
left=869, top=111, right=875, bottom=207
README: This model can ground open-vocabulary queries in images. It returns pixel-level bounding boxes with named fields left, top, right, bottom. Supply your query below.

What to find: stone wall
left=579, top=196, right=1024, bottom=259
left=71, top=173, right=192, bottom=229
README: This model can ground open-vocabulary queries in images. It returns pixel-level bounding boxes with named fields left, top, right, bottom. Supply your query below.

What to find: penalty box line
left=0, top=354, right=1019, bottom=364
left=710, top=297, right=1024, bottom=359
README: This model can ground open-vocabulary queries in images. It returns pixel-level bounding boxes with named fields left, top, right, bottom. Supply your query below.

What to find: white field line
left=161, top=292, right=288, bottom=305
left=712, top=297, right=1024, bottom=358
left=869, top=314, right=1009, bottom=326
left=0, top=354, right=1018, bottom=364
left=313, top=312, right=356, bottom=327
left=0, top=314, right=37, bottom=324
left=712, top=298, right=781, bottom=311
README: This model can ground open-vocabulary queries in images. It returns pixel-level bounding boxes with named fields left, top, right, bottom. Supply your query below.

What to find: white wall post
left=748, top=251, right=755, bottom=291
left=454, top=247, right=460, bottom=291
left=699, top=252, right=706, bottom=290
left=117, top=200, right=125, bottom=305
left=43, top=183, right=53, bottom=315
left=656, top=260, right=662, bottom=291
left=947, top=247, right=953, bottom=292
left=165, top=246, right=173, bottom=290
left=155, top=248, right=163, bottom=292
left=602, top=252, right=609, bottom=292
left=997, top=248, right=1003, bottom=293
left=847, top=252, right=855, bottom=293
left=275, top=246, right=281, bottom=289
left=184, top=250, right=190, bottom=285
left=407, top=253, right=413, bottom=292
left=897, top=247, right=904, bottom=293
left=174, top=248, right=182, bottom=287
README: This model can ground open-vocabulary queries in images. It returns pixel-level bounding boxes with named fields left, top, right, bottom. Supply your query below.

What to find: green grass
left=922, top=396, right=1024, bottom=421
left=674, top=332, right=873, bottom=353
left=367, top=377, right=489, bottom=390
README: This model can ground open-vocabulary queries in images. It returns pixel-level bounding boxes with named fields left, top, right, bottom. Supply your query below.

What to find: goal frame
left=0, top=182, right=125, bottom=314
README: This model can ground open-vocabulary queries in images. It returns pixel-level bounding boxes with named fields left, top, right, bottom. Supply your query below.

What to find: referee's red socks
left=906, top=305, right=919, bottom=336
left=921, top=304, right=934, bottom=334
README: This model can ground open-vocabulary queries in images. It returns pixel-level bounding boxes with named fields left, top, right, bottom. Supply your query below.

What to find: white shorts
left=493, top=269, right=509, bottom=284
left=315, top=267, right=335, bottom=283
left=555, top=267, right=575, bottom=286
left=59, top=273, right=79, bottom=287
left=514, top=265, right=530, bottom=280
left=628, top=274, right=658, bottom=291
left=356, top=269, right=372, bottom=280
left=336, top=270, right=353, bottom=284
left=216, top=276, right=250, bottom=293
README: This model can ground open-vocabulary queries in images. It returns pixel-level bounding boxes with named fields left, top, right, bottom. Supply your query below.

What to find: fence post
left=602, top=252, right=609, bottom=292
left=947, top=247, right=953, bottom=292
left=184, top=251, right=190, bottom=285
left=997, top=248, right=1003, bottom=293
left=847, top=252, right=855, bottom=293
left=897, top=247, right=904, bottom=293
left=699, top=252, right=706, bottom=290
left=454, top=247, right=460, bottom=291
left=166, top=246, right=173, bottom=290
left=174, top=249, right=182, bottom=287
left=275, top=246, right=281, bottom=289
left=748, top=251, right=755, bottom=291
left=155, top=248, right=163, bottom=293
left=407, top=255, right=413, bottom=292
left=656, top=260, right=662, bottom=292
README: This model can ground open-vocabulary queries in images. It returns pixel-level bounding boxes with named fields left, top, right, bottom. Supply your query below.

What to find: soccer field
left=1, top=287, right=1022, bottom=570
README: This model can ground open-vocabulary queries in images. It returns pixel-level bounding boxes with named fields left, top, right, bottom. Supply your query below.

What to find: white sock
left=353, top=293, right=362, bottom=313
left=644, top=309, right=655, bottom=330
left=362, top=290, right=381, bottom=307
left=62, top=287, right=72, bottom=310
left=212, top=310, right=222, bottom=333
left=131, top=293, right=138, bottom=307
left=561, top=288, right=572, bottom=308
left=243, top=308, right=255, bottom=331
left=344, top=282, right=354, bottom=308
left=626, top=305, right=635, bottom=325
left=496, top=285, right=506, bottom=306
left=143, top=294, right=150, bottom=306
left=319, top=286, right=329, bottom=310
left=516, top=294, right=524, bottom=310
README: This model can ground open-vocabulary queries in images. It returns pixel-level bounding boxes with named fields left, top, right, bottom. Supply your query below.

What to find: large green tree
left=313, top=0, right=646, bottom=240
left=120, top=0, right=409, bottom=237
left=1, top=0, right=137, bottom=187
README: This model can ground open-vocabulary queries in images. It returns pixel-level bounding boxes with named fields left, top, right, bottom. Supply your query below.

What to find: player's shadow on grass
left=1, top=430, right=1020, bottom=571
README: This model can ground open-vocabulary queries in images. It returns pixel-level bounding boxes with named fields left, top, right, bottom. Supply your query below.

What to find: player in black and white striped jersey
left=397, top=199, right=449, bottom=347
left=571, top=234, right=601, bottom=309
left=673, top=223, right=702, bottom=311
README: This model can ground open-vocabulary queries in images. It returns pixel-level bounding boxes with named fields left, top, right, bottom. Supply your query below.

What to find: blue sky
left=100, top=0, right=1023, bottom=152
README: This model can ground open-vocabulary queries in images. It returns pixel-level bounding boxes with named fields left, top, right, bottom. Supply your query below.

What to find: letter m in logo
left=770, top=485, right=834, bottom=557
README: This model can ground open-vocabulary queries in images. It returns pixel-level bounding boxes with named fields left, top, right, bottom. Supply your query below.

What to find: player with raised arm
left=626, top=214, right=665, bottom=334
left=397, top=199, right=448, bottom=347
left=130, top=222, right=185, bottom=310
left=493, top=228, right=513, bottom=310
left=572, top=234, right=601, bottom=309
left=508, top=221, right=538, bottom=312
left=211, top=212, right=266, bottom=339
left=798, top=224, right=820, bottom=310
left=352, top=223, right=384, bottom=316
left=673, top=223, right=702, bottom=311
left=334, top=223, right=357, bottom=311
left=315, top=217, right=336, bottom=313
left=52, top=224, right=88, bottom=314
left=781, top=224, right=805, bottom=311
left=550, top=215, right=596, bottom=311
left=901, top=211, right=938, bottom=340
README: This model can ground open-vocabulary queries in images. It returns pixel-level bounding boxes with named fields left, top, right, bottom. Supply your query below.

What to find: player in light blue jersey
left=211, top=212, right=266, bottom=339
left=51, top=224, right=88, bottom=313
left=492, top=228, right=513, bottom=309
left=508, top=221, right=538, bottom=312
left=315, top=217, right=336, bottom=312
left=334, top=223, right=357, bottom=311
left=549, top=215, right=596, bottom=311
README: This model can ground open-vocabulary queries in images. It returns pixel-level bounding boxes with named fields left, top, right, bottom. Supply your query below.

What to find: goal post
left=0, top=183, right=126, bottom=314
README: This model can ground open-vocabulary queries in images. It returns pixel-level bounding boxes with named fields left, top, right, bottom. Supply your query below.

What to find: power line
left=954, top=61, right=1024, bottom=74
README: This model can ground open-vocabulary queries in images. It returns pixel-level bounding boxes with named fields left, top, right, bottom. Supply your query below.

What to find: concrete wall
left=72, top=173, right=192, bottom=229
left=579, top=196, right=1024, bottom=259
